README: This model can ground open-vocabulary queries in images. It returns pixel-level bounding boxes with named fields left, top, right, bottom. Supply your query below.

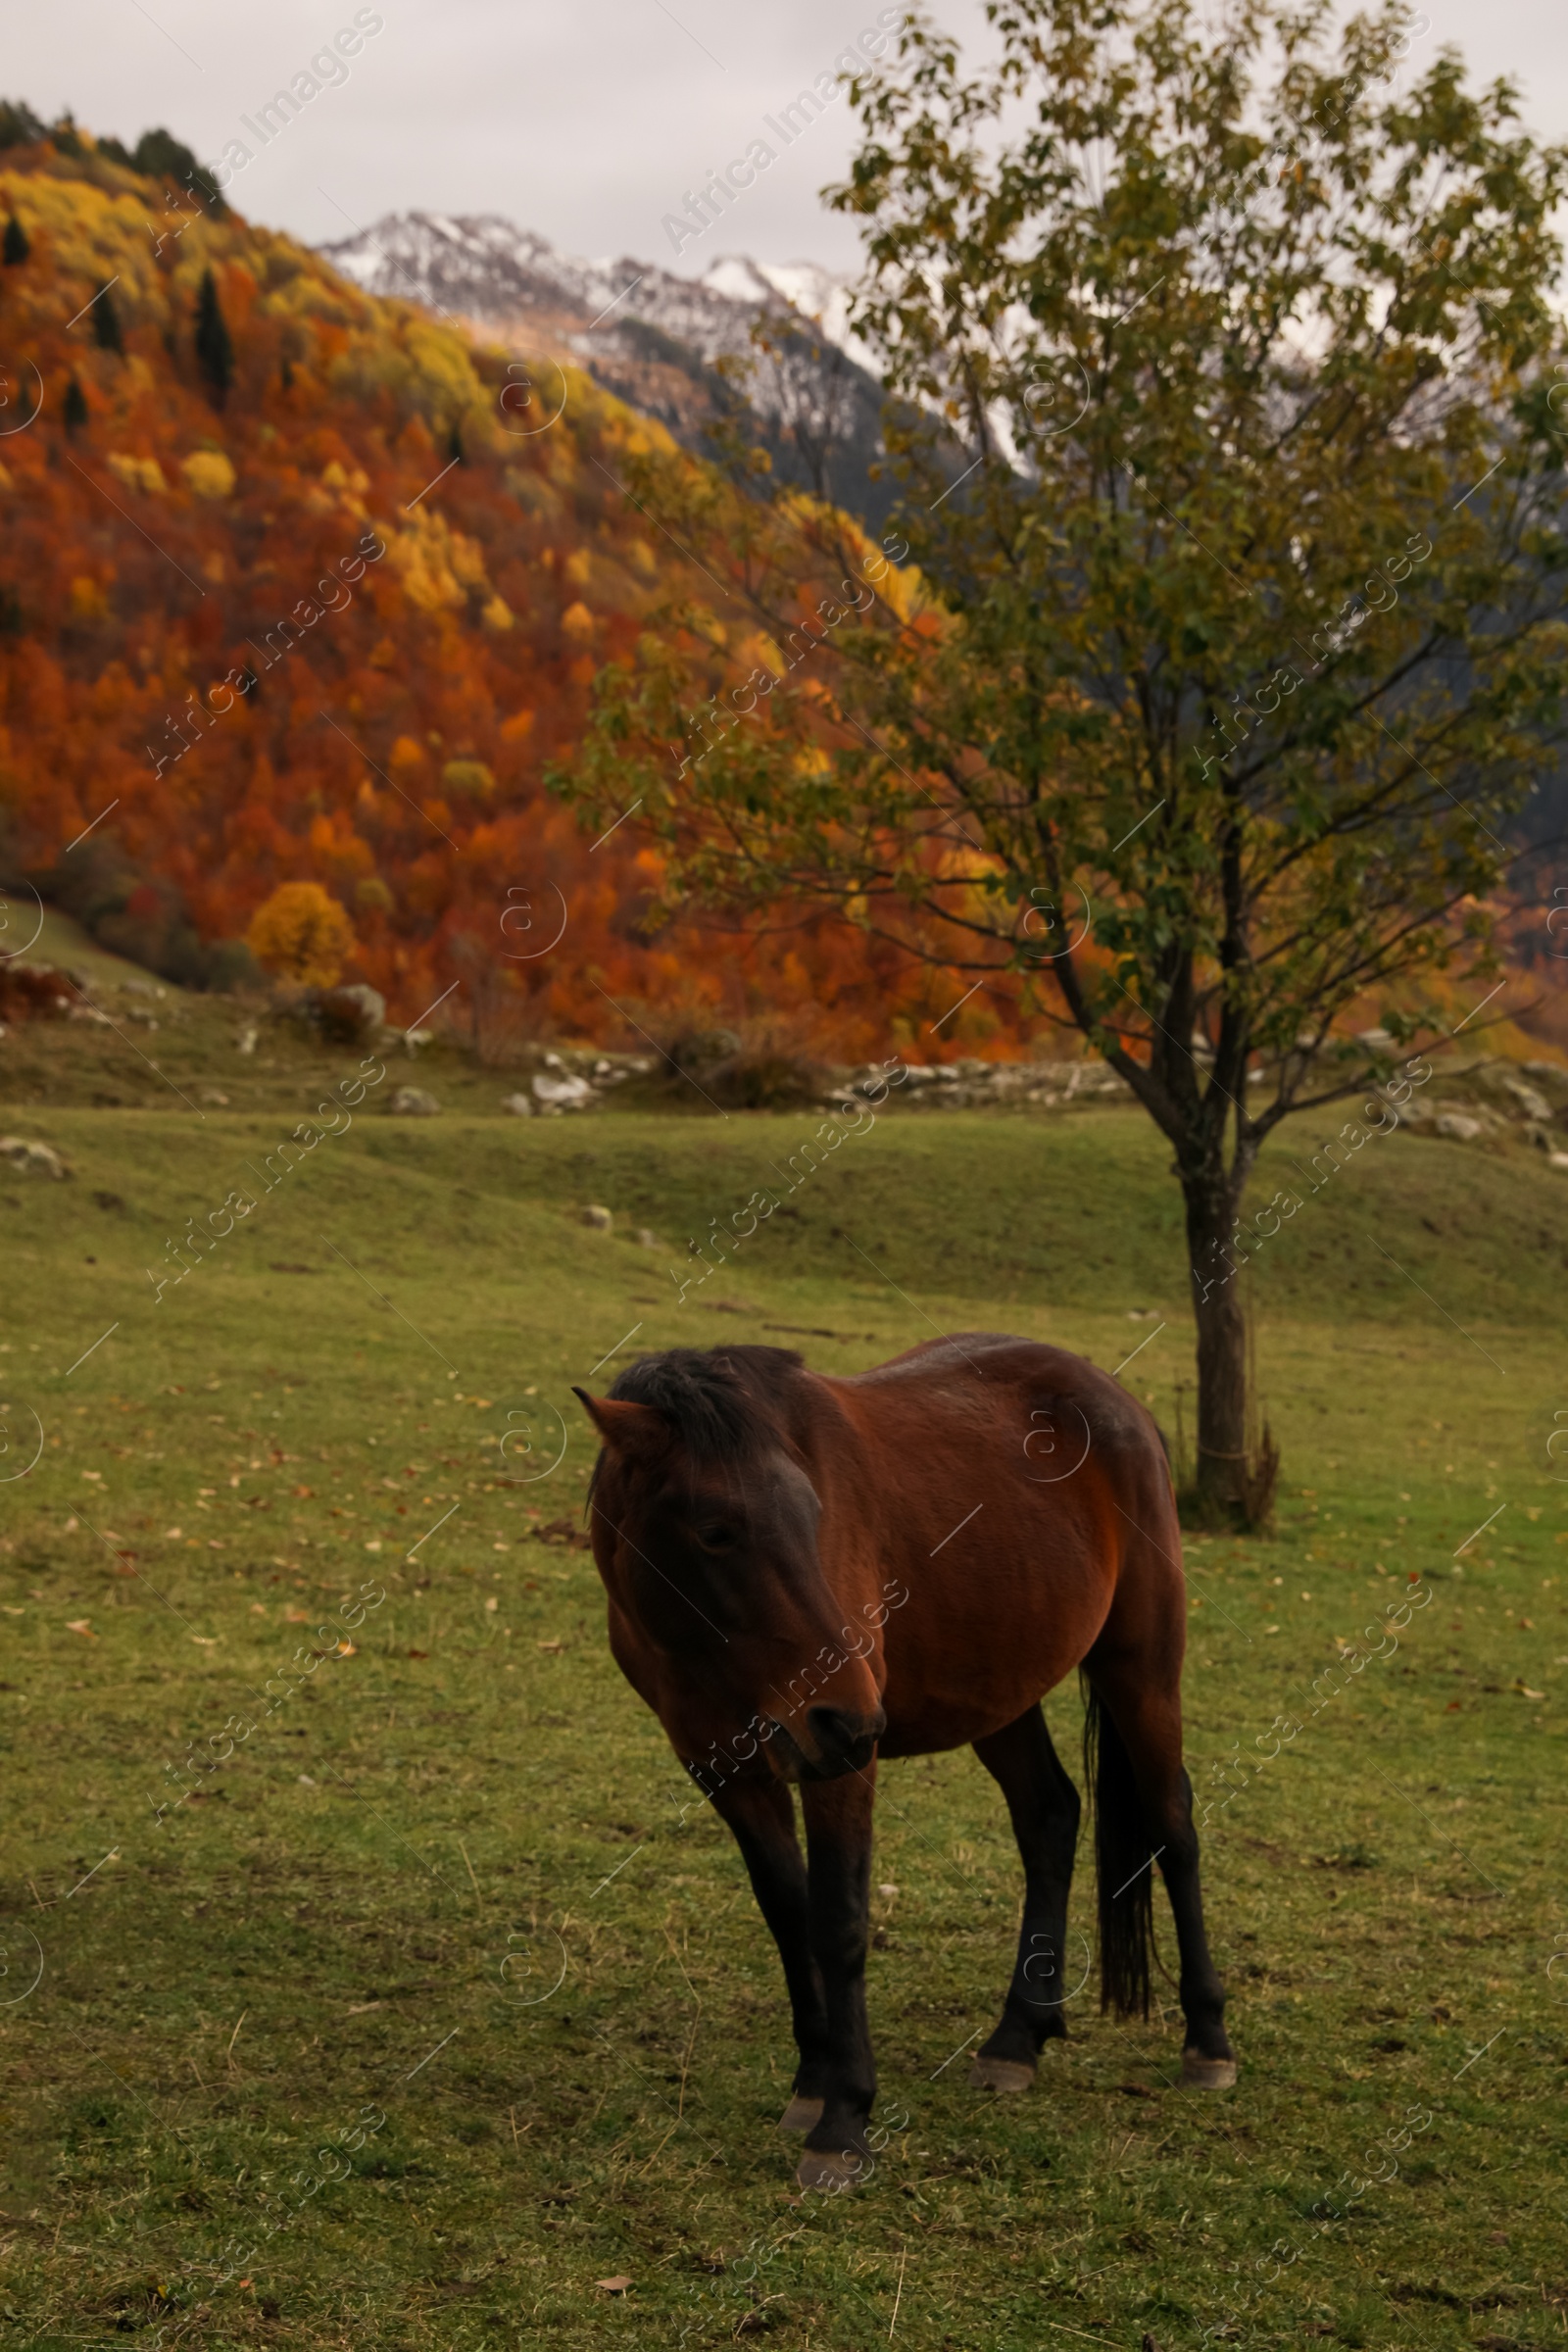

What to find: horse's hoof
left=779, top=2094, right=824, bottom=2133
left=1181, top=2050, right=1238, bottom=2089
left=967, top=2054, right=1036, bottom=2095
left=796, top=2146, right=865, bottom=2192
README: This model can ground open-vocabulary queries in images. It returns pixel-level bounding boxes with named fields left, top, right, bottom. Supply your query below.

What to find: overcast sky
left=8, top=0, right=1566, bottom=276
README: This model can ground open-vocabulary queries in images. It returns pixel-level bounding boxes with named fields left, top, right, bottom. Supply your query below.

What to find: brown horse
left=575, top=1333, right=1235, bottom=2188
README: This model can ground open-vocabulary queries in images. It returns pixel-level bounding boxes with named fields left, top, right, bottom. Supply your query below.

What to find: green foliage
left=573, top=0, right=1568, bottom=1157
left=90, top=284, right=122, bottom=353
left=62, top=372, right=87, bottom=431
left=128, top=123, right=226, bottom=214
left=0, top=96, right=46, bottom=150
left=97, top=123, right=227, bottom=214
left=2, top=211, right=28, bottom=263
left=194, top=265, right=232, bottom=402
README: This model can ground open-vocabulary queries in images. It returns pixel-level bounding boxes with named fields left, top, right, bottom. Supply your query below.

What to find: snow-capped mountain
left=317, top=211, right=899, bottom=526
left=317, top=211, right=871, bottom=370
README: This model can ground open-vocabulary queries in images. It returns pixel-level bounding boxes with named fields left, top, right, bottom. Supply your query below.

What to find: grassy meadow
left=1, top=1001, right=1566, bottom=2350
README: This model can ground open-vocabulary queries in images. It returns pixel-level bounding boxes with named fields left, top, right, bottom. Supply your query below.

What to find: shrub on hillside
left=247, top=882, right=356, bottom=988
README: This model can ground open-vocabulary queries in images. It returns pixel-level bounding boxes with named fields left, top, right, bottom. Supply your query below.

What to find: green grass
left=1, top=1082, right=1565, bottom=2351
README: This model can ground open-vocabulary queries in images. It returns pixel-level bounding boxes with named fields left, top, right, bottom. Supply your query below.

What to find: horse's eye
left=694, top=1523, right=738, bottom=1552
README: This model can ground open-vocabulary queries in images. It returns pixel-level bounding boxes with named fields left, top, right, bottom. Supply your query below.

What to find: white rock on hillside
left=0, top=1136, right=69, bottom=1178
left=533, top=1071, right=594, bottom=1109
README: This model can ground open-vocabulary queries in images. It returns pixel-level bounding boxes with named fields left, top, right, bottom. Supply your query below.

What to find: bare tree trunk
left=1182, top=1162, right=1250, bottom=1522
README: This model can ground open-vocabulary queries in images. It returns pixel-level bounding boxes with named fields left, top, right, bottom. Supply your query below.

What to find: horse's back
left=814, top=1334, right=1182, bottom=1753
left=834, top=1330, right=1168, bottom=1478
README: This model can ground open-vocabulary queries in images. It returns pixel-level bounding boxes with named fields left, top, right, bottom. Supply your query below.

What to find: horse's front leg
left=708, top=1770, right=832, bottom=2131
left=797, top=1763, right=877, bottom=2189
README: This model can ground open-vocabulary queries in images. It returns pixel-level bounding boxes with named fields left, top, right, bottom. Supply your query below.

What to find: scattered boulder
left=579, top=1203, right=613, bottom=1231
left=533, top=1070, right=594, bottom=1110
left=501, top=1092, right=534, bottom=1117
left=316, top=982, right=386, bottom=1045
left=635, top=1227, right=658, bottom=1249
left=1435, top=1112, right=1484, bottom=1142
left=387, top=1086, right=441, bottom=1117
left=831, top=1054, right=1132, bottom=1111
left=236, top=1025, right=259, bottom=1054
left=0, top=1136, right=69, bottom=1179
left=1498, top=1073, right=1554, bottom=1123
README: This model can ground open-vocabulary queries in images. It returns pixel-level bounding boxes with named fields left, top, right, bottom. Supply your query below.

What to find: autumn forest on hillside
left=0, top=104, right=985, bottom=1059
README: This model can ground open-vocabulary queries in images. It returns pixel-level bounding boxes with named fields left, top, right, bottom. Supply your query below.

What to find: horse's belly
left=871, top=1533, right=1110, bottom=1754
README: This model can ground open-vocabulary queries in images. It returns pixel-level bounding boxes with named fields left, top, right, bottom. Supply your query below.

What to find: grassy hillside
left=0, top=1087, right=1563, bottom=2349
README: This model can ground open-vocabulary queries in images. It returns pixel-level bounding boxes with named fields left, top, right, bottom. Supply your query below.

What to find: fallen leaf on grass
left=1514, top=1680, right=1545, bottom=1700
left=537, top=1639, right=564, bottom=1653
left=65, top=1619, right=94, bottom=1638
left=406, top=1648, right=429, bottom=1659
left=346, top=2000, right=381, bottom=2015
left=595, top=2278, right=632, bottom=2295
left=534, top=1518, right=590, bottom=1551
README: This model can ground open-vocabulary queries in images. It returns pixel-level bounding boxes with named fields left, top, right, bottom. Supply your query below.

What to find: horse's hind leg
left=968, top=1704, right=1082, bottom=2094
left=1084, top=1657, right=1236, bottom=2087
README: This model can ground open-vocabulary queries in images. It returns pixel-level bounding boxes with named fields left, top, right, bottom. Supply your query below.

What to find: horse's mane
left=607, top=1345, right=805, bottom=1461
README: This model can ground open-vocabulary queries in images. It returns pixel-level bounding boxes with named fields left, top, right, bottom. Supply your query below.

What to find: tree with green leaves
left=63, top=374, right=87, bottom=432
left=556, top=0, right=1568, bottom=1523
left=92, top=285, right=123, bottom=353
left=2, top=214, right=28, bottom=265
left=194, top=267, right=232, bottom=404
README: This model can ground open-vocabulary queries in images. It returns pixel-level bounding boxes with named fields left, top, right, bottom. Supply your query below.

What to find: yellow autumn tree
left=247, top=881, right=355, bottom=987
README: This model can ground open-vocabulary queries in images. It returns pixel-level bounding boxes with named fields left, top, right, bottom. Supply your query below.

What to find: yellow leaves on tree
left=181, top=449, right=237, bottom=500
left=247, top=881, right=356, bottom=987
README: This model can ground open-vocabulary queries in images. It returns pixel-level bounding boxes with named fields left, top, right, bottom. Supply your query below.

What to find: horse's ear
left=572, top=1390, right=672, bottom=1463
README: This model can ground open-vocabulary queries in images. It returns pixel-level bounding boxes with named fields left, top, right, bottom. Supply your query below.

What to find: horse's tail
left=1083, top=1680, right=1154, bottom=2019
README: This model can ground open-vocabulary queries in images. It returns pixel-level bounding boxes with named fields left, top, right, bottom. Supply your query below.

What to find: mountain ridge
left=318, top=209, right=901, bottom=528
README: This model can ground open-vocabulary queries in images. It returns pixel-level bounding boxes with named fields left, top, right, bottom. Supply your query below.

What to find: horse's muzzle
left=769, top=1704, right=886, bottom=1782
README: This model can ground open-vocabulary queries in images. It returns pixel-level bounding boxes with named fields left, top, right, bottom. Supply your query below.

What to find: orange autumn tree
left=248, top=881, right=355, bottom=987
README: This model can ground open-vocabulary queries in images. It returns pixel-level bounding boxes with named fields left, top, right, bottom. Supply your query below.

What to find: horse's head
left=574, top=1348, right=885, bottom=1784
